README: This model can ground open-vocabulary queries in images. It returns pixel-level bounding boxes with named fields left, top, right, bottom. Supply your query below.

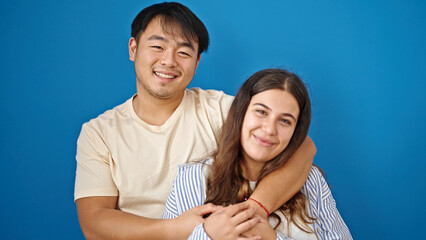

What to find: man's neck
left=132, top=90, right=185, bottom=126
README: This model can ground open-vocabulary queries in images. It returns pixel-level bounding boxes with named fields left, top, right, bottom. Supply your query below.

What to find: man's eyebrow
left=179, top=41, right=195, bottom=51
left=148, top=35, right=168, bottom=42
left=253, top=103, right=296, bottom=121
left=147, top=35, right=195, bottom=51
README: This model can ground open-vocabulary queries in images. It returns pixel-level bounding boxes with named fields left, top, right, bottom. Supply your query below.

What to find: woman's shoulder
left=307, top=165, right=325, bottom=181
left=303, top=165, right=332, bottom=199
left=168, top=160, right=211, bottom=214
left=177, top=158, right=213, bottom=178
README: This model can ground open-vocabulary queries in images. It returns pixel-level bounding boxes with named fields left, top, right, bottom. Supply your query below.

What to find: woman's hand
left=204, top=203, right=262, bottom=240
left=241, top=216, right=277, bottom=240
left=173, top=203, right=219, bottom=238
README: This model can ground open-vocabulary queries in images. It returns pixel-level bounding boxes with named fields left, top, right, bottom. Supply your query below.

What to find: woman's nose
left=262, top=118, right=277, bottom=135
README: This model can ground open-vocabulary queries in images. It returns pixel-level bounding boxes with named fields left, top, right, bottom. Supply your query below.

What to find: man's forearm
left=249, top=136, right=316, bottom=216
left=76, top=197, right=184, bottom=240
left=82, top=209, right=175, bottom=240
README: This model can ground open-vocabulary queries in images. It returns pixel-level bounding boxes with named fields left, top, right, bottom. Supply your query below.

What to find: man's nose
left=160, top=50, right=177, bottom=67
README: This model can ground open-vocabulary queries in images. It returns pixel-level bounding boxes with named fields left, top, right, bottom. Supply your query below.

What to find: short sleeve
left=194, top=88, right=234, bottom=142
left=74, top=122, right=117, bottom=200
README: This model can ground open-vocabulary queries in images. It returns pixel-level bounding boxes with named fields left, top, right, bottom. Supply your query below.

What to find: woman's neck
left=243, top=157, right=265, bottom=181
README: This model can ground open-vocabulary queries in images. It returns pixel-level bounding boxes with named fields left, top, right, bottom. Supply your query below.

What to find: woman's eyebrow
left=282, top=113, right=296, bottom=121
left=253, top=103, right=270, bottom=110
left=253, top=103, right=296, bottom=121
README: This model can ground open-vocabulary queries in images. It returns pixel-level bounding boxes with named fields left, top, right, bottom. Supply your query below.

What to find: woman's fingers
left=235, top=214, right=260, bottom=233
left=223, top=202, right=250, bottom=217
left=195, top=203, right=218, bottom=216
left=231, top=205, right=258, bottom=225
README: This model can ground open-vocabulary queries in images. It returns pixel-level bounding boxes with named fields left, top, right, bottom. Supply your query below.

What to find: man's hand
left=204, top=203, right=262, bottom=240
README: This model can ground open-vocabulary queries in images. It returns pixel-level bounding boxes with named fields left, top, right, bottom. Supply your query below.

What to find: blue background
left=1, top=0, right=425, bottom=239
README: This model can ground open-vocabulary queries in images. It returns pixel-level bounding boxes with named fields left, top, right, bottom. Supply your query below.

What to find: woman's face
left=241, top=89, right=300, bottom=172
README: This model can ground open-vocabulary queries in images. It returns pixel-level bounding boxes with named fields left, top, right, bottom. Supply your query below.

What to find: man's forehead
left=145, top=16, right=198, bottom=47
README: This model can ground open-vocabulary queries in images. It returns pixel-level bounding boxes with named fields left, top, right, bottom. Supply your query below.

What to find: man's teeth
left=155, top=72, right=174, bottom=79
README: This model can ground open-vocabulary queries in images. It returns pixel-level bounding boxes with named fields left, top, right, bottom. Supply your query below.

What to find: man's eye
left=151, top=46, right=163, bottom=50
left=178, top=51, right=190, bottom=57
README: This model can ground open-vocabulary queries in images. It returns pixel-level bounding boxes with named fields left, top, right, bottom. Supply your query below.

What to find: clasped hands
left=176, top=202, right=276, bottom=240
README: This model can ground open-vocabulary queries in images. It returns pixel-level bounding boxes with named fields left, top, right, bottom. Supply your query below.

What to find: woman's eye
left=280, top=119, right=291, bottom=125
left=256, top=110, right=266, bottom=115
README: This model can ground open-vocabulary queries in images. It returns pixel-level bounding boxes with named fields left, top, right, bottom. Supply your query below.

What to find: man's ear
left=129, top=37, right=137, bottom=62
left=195, top=54, right=202, bottom=71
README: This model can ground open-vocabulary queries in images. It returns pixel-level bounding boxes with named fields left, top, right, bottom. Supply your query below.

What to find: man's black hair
left=131, top=2, right=209, bottom=57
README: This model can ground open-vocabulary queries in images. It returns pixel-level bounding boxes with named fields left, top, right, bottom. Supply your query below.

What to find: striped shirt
left=163, top=158, right=352, bottom=240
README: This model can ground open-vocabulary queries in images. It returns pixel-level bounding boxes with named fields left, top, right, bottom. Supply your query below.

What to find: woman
left=163, top=69, right=352, bottom=239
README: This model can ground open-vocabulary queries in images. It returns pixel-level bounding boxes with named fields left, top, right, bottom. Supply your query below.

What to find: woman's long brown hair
left=205, top=69, right=316, bottom=234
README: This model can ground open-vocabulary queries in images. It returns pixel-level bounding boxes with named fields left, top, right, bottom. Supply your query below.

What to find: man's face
left=129, top=17, right=200, bottom=100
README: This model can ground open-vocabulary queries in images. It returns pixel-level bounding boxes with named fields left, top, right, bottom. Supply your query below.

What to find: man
left=75, top=2, right=316, bottom=240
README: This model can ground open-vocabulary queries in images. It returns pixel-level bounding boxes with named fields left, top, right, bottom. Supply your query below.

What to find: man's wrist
left=168, top=217, right=197, bottom=240
left=248, top=198, right=270, bottom=216
left=163, top=218, right=182, bottom=240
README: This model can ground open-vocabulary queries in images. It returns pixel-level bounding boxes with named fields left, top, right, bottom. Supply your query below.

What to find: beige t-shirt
left=74, top=88, right=233, bottom=219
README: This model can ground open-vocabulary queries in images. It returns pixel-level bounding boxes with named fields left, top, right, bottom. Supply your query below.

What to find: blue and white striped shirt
left=163, top=158, right=352, bottom=240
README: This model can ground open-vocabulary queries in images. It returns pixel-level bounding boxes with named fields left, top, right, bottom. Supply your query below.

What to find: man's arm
left=248, top=136, right=316, bottom=217
left=76, top=196, right=215, bottom=240
left=75, top=123, right=195, bottom=240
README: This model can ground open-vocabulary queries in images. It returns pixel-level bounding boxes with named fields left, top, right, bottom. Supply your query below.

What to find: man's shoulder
left=82, top=96, right=134, bottom=130
left=186, top=88, right=233, bottom=102
left=185, top=88, right=234, bottom=114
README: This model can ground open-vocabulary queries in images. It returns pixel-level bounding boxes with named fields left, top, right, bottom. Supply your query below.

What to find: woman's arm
left=248, top=136, right=316, bottom=217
